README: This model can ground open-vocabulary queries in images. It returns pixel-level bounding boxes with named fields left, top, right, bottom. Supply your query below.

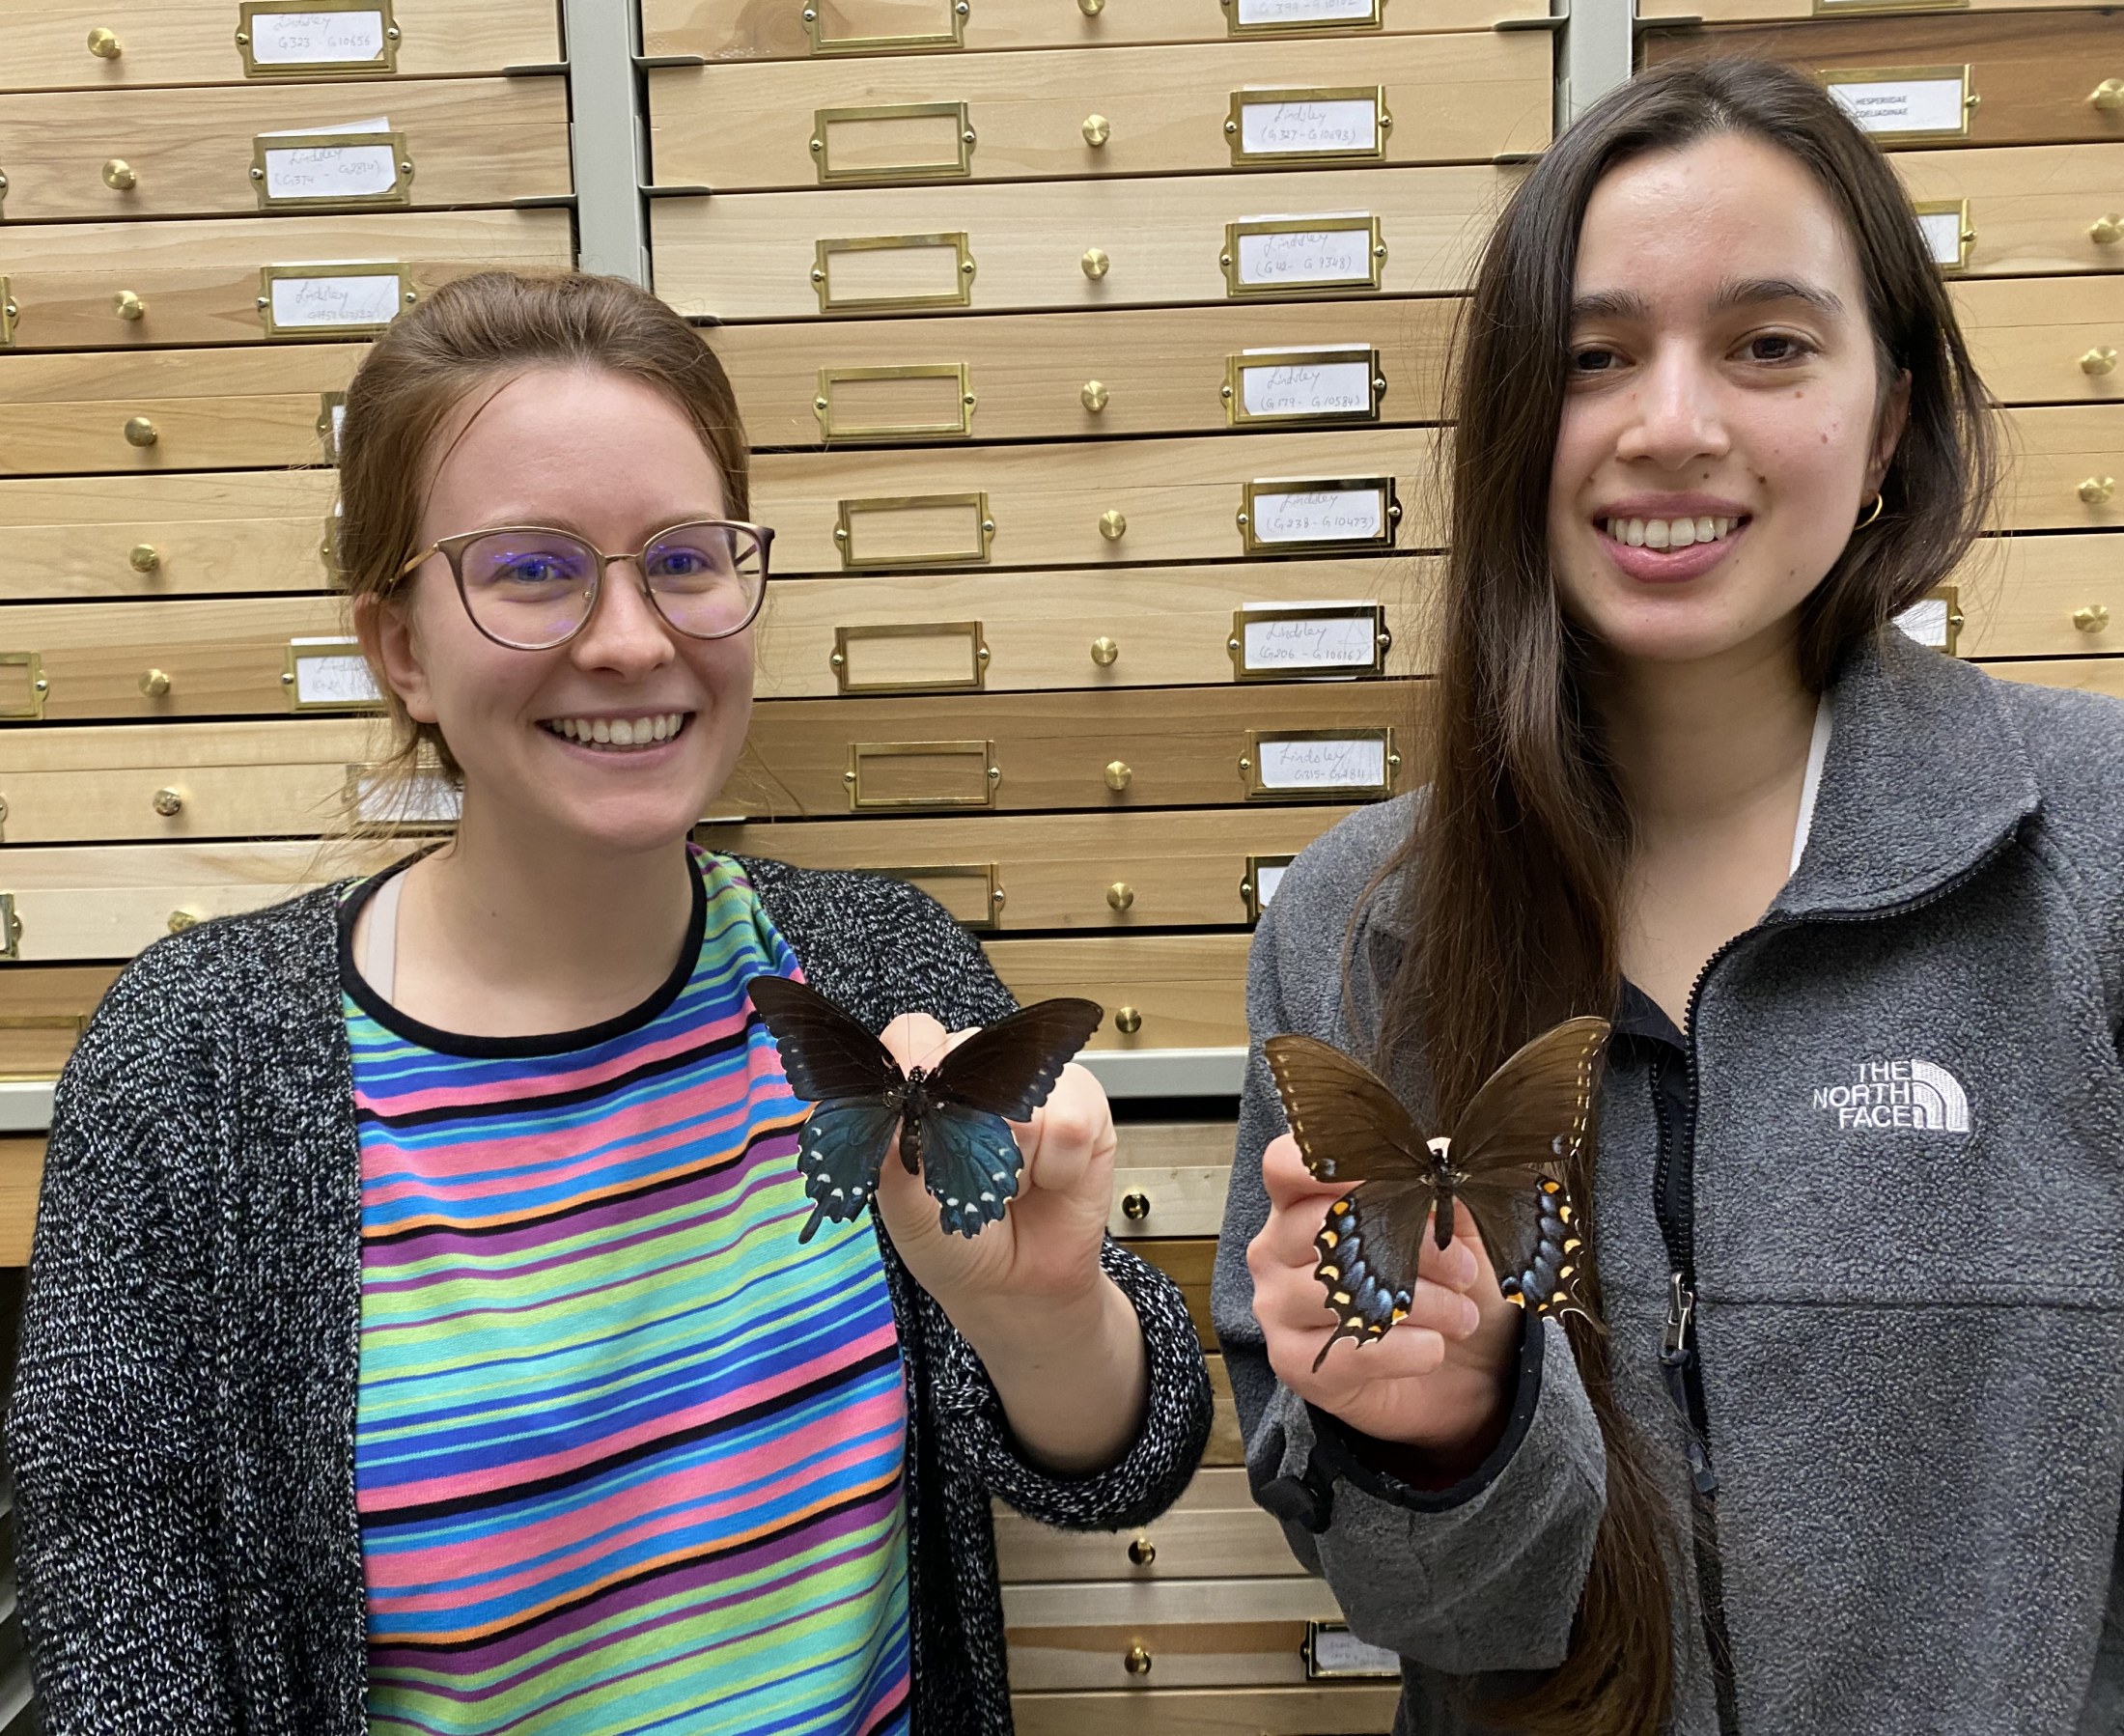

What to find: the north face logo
left=1812, top=1059, right=1970, bottom=1132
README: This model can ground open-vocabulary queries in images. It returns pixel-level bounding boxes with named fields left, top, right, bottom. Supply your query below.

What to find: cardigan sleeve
left=4, top=950, right=240, bottom=1735
left=739, top=856, right=1212, bottom=1528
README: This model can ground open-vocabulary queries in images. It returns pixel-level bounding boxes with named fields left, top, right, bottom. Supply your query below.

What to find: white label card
left=1236, top=0, right=1375, bottom=21
left=1255, top=863, right=1289, bottom=907
left=1893, top=598, right=1948, bottom=649
left=1243, top=613, right=1378, bottom=671
left=1257, top=736, right=1388, bottom=791
left=1235, top=226, right=1374, bottom=288
left=247, top=10, right=387, bottom=66
left=329, top=402, right=347, bottom=445
left=1916, top=209, right=1965, bottom=267
left=1250, top=486, right=1385, bottom=545
left=290, top=638, right=381, bottom=707
left=269, top=272, right=403, bottom=329
left=1311, top=1626, right=1402, bottom=1677
left=1827, top=76, right=1966, bottom=138
left=260, top=119, right=397, bottom=202
left=1240, top=357, right=1373, bottom=419
left=1240, top=97, right=1378, bottom=156
left=352, top=770, right=461, bottom=825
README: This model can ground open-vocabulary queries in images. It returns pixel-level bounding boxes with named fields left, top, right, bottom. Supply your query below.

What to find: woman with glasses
left=7, top=271, right=1211, bottom=1736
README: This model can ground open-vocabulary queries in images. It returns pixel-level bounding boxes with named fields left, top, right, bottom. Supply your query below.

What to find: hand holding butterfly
left=1248, top=1134, right=1522, bottom=1463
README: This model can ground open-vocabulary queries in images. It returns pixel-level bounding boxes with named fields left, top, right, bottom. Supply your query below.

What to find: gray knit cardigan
left=5, top=855, right=1213, bottom=1736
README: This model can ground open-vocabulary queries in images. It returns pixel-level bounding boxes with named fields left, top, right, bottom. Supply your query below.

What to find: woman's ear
left=354, top=585, right=439, bottom=725
left=1867, top=367, right=1913, bottom=494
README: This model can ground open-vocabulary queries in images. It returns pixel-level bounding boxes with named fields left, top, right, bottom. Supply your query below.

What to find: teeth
left=1606, top=516, right=1738, bottom=549
left=543, top=712, right=685, bottom=748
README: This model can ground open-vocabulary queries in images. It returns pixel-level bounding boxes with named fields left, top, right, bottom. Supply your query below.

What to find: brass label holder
left=0, top=893, right=18, bottom=962
left=0, top=276, right=16, bottom=349
left=805, top=0, right=969, bottom=56
left=832, top=622, right=990, bottom=694
left=1221, top=214, right=1386, bottom=298
left=284, top=638, right=382, bottom=713
left=812, top=101, right=975, bottom=183
left=1237, top=476, right=1401, bottom=554
left=816, top=362, right=976, bottom=442
left=1224, top=345, right=1384, bottom=427
left=0, top=652, right=48, bottom=721
left=1912, top=199, right=1974, bottom=273
left=1241, top=852, right=1296, bottom=923
left=251, top=128, right=412, bottom=211
left=814, top=232, right=976, bottom=314
left=236, top=1, right=401, bottom=77
left=318, top=390, right=348, bottom=460
left=870, top=862, right=1005, bottom=929
left=1894, top=584, right=1964, bottom=656
left=1241, top=726, right=1399, bottom=801
left=846, top=740, right=1001, bottom=811
left=1229, top=602, right=1390, bottom=681
left=1220, top=0, right=1384, bottom=38
left=833, top=492, right=995, bottom=569
left=258, top=263, right=413, bottom=338
left=1226, top=86, right=1388, bottom=166
left=1818, top=65, right=1976, bottom=143
left=1303, top=1619, right=1404, bottom=1679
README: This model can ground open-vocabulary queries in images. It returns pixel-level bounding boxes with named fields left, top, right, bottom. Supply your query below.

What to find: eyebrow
left=1569, top=277, right=1848, bottom=324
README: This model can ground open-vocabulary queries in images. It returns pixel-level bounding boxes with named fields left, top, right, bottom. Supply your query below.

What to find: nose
left=569, top=556, right=677, bottom=677
left=1615, top=343, right=1730, bottom=472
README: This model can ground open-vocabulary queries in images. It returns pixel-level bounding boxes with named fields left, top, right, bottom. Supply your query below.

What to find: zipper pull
left=1660, top=1272, right=1720, bottom=1497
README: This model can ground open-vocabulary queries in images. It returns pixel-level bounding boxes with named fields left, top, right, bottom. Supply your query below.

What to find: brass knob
left=1121, top=1190, right=1151, bottom=1221
left=128, top=542, right=161, bottom=574
left=113, top=289, right=146, bottom=321
left=2079, top=475, right=2116, bottom=504
left=1081, top=246, right=1110, bottom=279
left=166, top=909, right=201, bottom=934
left=1090, top=635, right=1119, bottom=665
left=1115, top=1006, right=1143, bottom=1035
left=1104, top=760, right=1132, bottom=792
left=2082, top=347, right=2119, bottom=377
left=1124, top=1643, right=1153, bottom=1676
left=138, top=668, right=170, bottom=698
left=1082, top=113, right=1111, bottom=147
left=1078, top=0, right=1104, bottom=13
left=124, top=415, right=158, bottom=447
left=1099, top=509, right=1127, bottom=541
left=2074, top=603, right=2111, bottom=631
left=1107, top=881, right=1134, bottom=910
left=86, top=25, right=123, bottom=57
left=1081, top=379, right=1108, bottom=412
left=2093, top=214, right=2124, bottom=245
left=1127, top=1535, right=1156, bottom=1565
left=102, top=158, right=136, bottom=190
left=152, top=786, right=184, bottom=817
left=2094, top=78, right=2124, bottom=110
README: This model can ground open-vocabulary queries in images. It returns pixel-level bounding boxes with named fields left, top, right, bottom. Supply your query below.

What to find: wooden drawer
left=653, top=164, right=1520, bottom=320
left=1983, top=654, right=2124, bottom=699
left=0, top=346, right=358, bottom=476
left=1010, top=1685, right=1398, bottom=1734
left=0, top=205, right=571, bottom=350
left=1997, top=405, right=2124, bottom=530
left=698, top=806, right=1358, bottom=929
left=1137, top=1235, right=1216, bottom=1342
left=0, top=469, right=335, bottom=601
left=1641, top=0, right=2114, bottom=31
left=1012, top=1620, right=1318, bottom=1692
left=0, top=1138, right=42, bottom=1264
left=0, top=964, right=117, bottom=1076
left=1953, top=276, right=2124, bottom=406
left=0, top=77, right=570, bottom=223
left=651, top=34, right=1548, bottom=193
left=997, top=1468, right=1298, bottom=1583
left=1109, top=1122, right=1234, bottom=1239
left=755, top=427, right=1445, bottom=572
left=1640, top=15, right=2124, bottom=152
left=714, top=299, right=1455, bottom=446
left=649, top=0, right=1544, bottom=60
left=985, top=934, right=1249, bottom=1049
left=1953, top=531, right=2124, bottom=658
left=1894, top=144, right=2124, bottom=278
left=0, top=0, right=562, bottom=95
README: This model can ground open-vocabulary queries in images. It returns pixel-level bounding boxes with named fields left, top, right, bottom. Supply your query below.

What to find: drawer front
left=0, top=964, right=120, bottom=1076
left=1953, top=531, right=2124, bottom=657
left=1894, top=143, right=2124, bottom=278
left=0, top=76, right=570, bottom=222
left=1983, top=654, right=2124, bottom=699
left=713, top=299, right=1456, bottom=445
left=651, top=34, right=1549, bottom=193
left=1137, top=1235, right=1216, bottom=1342
left=653, top=164, right=1520, bottom=320
left=1952, top=276, right=2124, bottom=406
left=698, top=807, right=1359, bottom=928
left=0, top=468, right=336, bottom=600
left=1109, top=1138, right=1234, bottom=1240
left=1640, top=0, right=2115, bottom=32
left=996, top=1469, right=1298, bottom=1582
left=1009, top=1620, right=1316, bottom=1691
left=649, top=0, right=1545, bottom=62
left=0, top=0, right=562, bottom=94
left=0, top=1137, right=42, bottom=1262
left=0, top=206, right=571, bottom=350
left=1996, top=404, right=2124, bottom=530
left=755, top=427, right=1445, bottom=572
left=984, top=934, right=1250, bottom=1049
left=1010, top=1685, right=1399, bottom=1734
left=1641, top=15, right=2124, bottom=151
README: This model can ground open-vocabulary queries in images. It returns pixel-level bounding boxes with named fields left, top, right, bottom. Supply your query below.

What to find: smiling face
left=367, top=366, right=754, bottom=858
left=1547, top=131, right=1908, bottom=669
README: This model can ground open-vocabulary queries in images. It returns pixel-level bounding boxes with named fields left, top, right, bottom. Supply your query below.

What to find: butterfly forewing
left=1263, top=1035, right=1434, bottom=1187
left=747, top=976, right=904, bottom=1102
left=929, top=998, right=1104, bottom=1119
left=1449, top=1015, right=1609, bottom=1180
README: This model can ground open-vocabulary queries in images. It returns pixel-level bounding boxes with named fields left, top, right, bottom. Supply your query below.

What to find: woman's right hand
left=1246, top=1133, right=1524, bottom=1455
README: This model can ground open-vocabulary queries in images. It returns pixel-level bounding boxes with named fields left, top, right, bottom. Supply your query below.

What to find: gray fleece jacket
left=1212, top=628, right=2124, bottom=1735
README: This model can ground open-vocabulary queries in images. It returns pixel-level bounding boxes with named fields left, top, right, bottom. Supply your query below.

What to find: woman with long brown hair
left=1216, top=58, right=2124, bottom=1735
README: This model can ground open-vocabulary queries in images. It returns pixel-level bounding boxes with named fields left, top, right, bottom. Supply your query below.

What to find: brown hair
left=1381, top=58, right=1996, bottom=1733
left=335, top=269, right=749, bottom=821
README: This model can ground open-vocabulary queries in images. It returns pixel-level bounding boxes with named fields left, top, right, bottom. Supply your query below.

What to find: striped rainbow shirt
left=344, top=850, right=911, bottom=1736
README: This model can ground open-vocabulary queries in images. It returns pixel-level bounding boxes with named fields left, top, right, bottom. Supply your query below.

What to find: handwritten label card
left=1241, top=609, right=1380, bottom=674
left=1234, top=0, right=1379, bottom=26
left=1893, top=596, right=1950, bottom=650
left=287, top=637, right=381, bottom=710
left=1255, top=735, right=1389, bottom=793
left=246, top=10, right=389, bottom=69
left=1824, top=70, right=1970, bottom=140
left=1235, top=348, right=1377, bottom=423
left=1227, top=216, right=1382, bottom=294
left=1914, top=206, right=1969, bottom=269
left=266, top=270, right=404, bottom=331
left=256, top=118, right=404, bottom=205
left=1245, top=483, right=1391, bottom=548
left=350, top=767, right=461, bottom=825
left=1307, top=1624, right=1403, bottom=1678
left=1236, top=92, right=1382, bottom=160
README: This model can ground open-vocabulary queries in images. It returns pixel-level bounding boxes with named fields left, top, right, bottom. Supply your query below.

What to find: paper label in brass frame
left=0, top=276, right=15, bottom=349
left=317, top=391, right=347, bottom=460
left=237, top=3, right=400, bottom=76
left=1227, top=87, right=1388, bottom=166
left=816, top=363, right=976, bottom=442
left=812, top=102, right=975, bottom=184
left=1238, top=477, right=1400, bottom=554
left=1819, top=65, right=1975, bottom=143
left=846, top=740, right=1000, bottom=811
left=804, top=0, right=968, bottom=56
left=831, top=622, right=990, bottom=694
left=1913, top=199, right=1974, bottom=273
left=1814, top=0, right=1966, bottom=15
left=833, top=492, right=995, bottom=570
left=1222, top=0, right=1384, bottom=38
left=814, top=233, right=976, bottom=314
left=285, top=637, right=382, bottom=713
left=869, top=862, right=1004, bottom=929
left=1893, top=584, right=1963, bottom=656
left=1241, top=853, right=1296, bottom=923
left=1229, top=603, right=1389, bottom=680
left=1224, top=346, right=1383, bottom=427
left=345, top=761, right=461, bottom=826
left=1221, top=215, right=1385, bottom=298
left=0, top=893, right=17, bottom=962
left=251, top=129, right=411, bottom=211
left=1303, top=1619, right=1404, bottom=1679
left=0, top=652, right=47, bottom=721
left=258, top=263, right=413, bottom=338
left=1241, top=727, right=1399, bottom=801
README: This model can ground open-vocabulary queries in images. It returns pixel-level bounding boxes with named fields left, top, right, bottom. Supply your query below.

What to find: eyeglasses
left=398, top=518, right=773, bottom=652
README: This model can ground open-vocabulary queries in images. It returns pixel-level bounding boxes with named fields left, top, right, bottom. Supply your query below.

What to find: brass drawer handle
left=1078, top=0, right=1104, bottom=14
left=1126, top=1535, right=1155, bottom=1565
left=1104, top=760, right=1132, bottom=791
left=1120, top=1190, right=1151, bottom=1221
left=1106, top=881, right=1134, bottom=910
left=2093, top=214, right=2124, bottom=246
left=2078, top=475, right=2115, bottom=504
left=167, top=909, right=201, bottom=934
left=87, top=25, right=123, bottom=58
left=1123, top=1643, right=1152, bottom=1676
left=152, top=786, right=184, bottom=817
left=2074, top=603, right=2111, bottom=632
left=1090, top=635, right=1118, bottom=665
left=124, top=415, right=158, bottom=447
left=1080, top=378, right=1108, bottom=413
left=2082, top=347, right=2118, bottom=377
left=138, top=668, right=170, bottom=698
left=102, top=157, right=136, bottom=190
left=113, top=289, right=147, bottom=322
left=129, top=543, right=161, bottom=574
left=1081, top=246, right=1109, bottom=279
left=1099, top=509, right=1127, bottom=541
left=2093, top=78, right=2124, bottom=111
left=1082, top=114, right=1110, bottom=148
left=1115, top=1006, right=1143, bottom=1035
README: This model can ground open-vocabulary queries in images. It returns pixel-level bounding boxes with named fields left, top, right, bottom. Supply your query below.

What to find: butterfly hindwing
left=1262, top=1034, right=1434, bottom=1187
left=1458, top=1174, right=1596, bottom=1326
left=928, top=998, right=1104, bottom=1120
left=1311, top=1174, right=1438, bottom=1370
left=915, top=1101, right=1026, bottom=1239
left=1450, top=1015, right=1609, bottom=1181
left=794, top=1100, right=901, bottom=1244
left=747, top=975, right=904, bottom=1103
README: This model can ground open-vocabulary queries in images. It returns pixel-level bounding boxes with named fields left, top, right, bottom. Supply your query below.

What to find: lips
left=1596, top=518, right=1749, bottom=585
left=538, top=712, right=691, bottom=751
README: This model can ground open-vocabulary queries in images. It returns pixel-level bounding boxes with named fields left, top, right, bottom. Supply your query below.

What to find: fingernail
left=1459, top=1297, right=1481, bottom=1335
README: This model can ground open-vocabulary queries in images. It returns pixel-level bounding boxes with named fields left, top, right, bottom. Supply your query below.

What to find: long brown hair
left=1381, top=58, right=1997, bottom=1733
left=335, top=270, right=749, bottom=820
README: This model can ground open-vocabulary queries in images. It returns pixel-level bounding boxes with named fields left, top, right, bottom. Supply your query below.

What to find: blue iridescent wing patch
left=914, top=1101, right=1025, bottom=1239
left=794, top=1100, right=900, bottom=1244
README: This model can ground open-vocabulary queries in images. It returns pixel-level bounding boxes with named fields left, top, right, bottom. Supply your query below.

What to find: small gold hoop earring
left=1856, top=493, right=1885, bottom=528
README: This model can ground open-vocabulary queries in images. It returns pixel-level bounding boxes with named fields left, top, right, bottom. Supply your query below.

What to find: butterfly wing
left=1448, top=1015, right=1609, bottom=1180
left=1262, top=1034, right=1435, bottom=1186
left=927, top=997, right=1104, bottom=1119
left=793, top=1100, right=901, bottom=1244
left=748, top=975, right=903, bottom=1103
left=1458, top=1174, right=1598, bottom=1327
left=1310, top=1174, right=1440, bottom=1371
left=912, top=1100, right=1025, bottom=1239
